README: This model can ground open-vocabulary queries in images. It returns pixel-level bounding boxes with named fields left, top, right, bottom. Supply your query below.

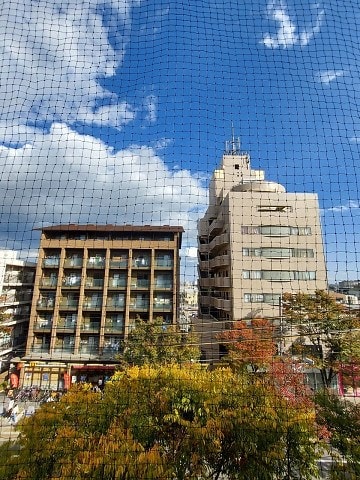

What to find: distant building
left=0, top=250, right=35, bottom=372
left=22, top=224, right=183, bottom=389
left=329, top=281, right=360, bottom=304
left=197, top=137, right=327, bottom=362
left=179, top=283, right=198, bottom=332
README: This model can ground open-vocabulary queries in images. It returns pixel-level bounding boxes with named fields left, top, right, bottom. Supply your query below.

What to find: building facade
left=0, top=250, right=35, bottom=373
left=23, top=224, right=183, bottom=389
left=197, top=139, right=327, bottom=361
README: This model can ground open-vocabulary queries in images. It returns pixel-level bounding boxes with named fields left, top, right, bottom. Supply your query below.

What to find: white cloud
left=315, top=70, right=345, bottom=84
left=327, top=200, right=360, bottom=213
left=0, top=0, right=143, bottom=133
left=350, top=136, right=360, bottom=143
left=144, top=95, right=157, bottom=124
left=0, top=122, right=208, bottom=251
left=262, top=1, right=324, bottom=49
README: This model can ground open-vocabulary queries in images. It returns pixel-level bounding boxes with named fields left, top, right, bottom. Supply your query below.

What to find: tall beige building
left=197, top=139, right=327, bottom=361
left=22, top=224, right=183, bottom=389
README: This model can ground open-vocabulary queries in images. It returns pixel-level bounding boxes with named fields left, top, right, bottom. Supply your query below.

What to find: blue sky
left=0, top=0, right=359, bottom=282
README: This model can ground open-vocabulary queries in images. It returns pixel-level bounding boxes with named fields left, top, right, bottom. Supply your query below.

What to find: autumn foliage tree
left=0, top=365, right=322, bottom=480
left=282, top=290, right=360, bottom=388
left=218, top=318, right=277, bottom=372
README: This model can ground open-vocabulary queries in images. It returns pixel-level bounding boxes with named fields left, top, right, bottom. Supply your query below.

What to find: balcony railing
left=129, top=302, right=149, bottom=310
left=43, top=258, right=60, bottom=267
left=81, top=323, right=100, bottom=332
left=154, top=259, right=173, bottom=268
left=154, top=282, right=172, bottom=290
left=31, top=346, right=50, bottom=353
left=105, top=325, right=124, bottom=333
left=40, top=278, right=58, bottom=288
left=87, top=258, right=105, bottom=268
left=110, top=260, right=128, bottom=268
left=106, top=301, right=125, bottom=309
left=153, top=303, right=172, bottom=311
left=37, top=298, right=55, bottom=309
left=79, top=345, right=99, bottom=355
left=62, top=278, right=81, bottom=287
left=59, top=299, right=79, bottom=309
left=108, top=279, right=127, bottom=288
left=85, top=279, right=104, bottom=288
left=130, top=280, right=149, bottom=289
left=34, top=321, right=53, bottom=330
left=64, top=258, right=83, bottom=268
left=53, top=346, right=74, bottom=354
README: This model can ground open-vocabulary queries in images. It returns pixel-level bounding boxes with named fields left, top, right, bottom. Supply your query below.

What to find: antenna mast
left=225, top=121, right=241, bottom=154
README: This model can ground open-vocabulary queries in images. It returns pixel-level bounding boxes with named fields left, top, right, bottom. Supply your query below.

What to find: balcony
left=108, top=278, right=127, bottom=289
left=53, top=346, right=74, bottom=355
left=40, top=278, right=58, bottom=288
left=109, top=259, right=128, bottom=268
left=85, top=278, right=104, bottom=288
left=87, top=258, right=105, bottom=268
left=199, top=260, right=210, bottom=270
left=129, top=301, right=149, bottom=311
left=34, top=321, right=53, bottom=331
left=209, top=254, right=230, bottom=269
left=106, top=300, right=125, bottom=310
left=81, top=322, right=100, bottom=333
left=59, top=299, right=79, bottom=310
left=37, top=297, right=55, bottom=309
left=102, top=341, right=122, bottom=356
left=209, top=219, right=224, bottom=236
left=64, top=257, right=83, bottom=268
left=132, top=257, right=151, bottom=268
left=212, top=277, right=231, bottom=288
left=130, top=279, right=149, bottom=289
left=79, top=344, right=99, bottom=355
left=105, top=324, right=124, bottom=334
left=153, top=303, right=172, bottom=312
left=199, top=278, right=212, bottom=288
left=154, top=259, right=173, bottom=269
left=154, top=282, right=172, bottom=290
left=56, top=322, right=76, bottom=333
left=31, top=345, right=50, bottom=354
left=43, top=257, right=60, bottom=268
left=211, top=297, right=231, bottom=311
left=199, top=295, right=211, bottom=307
left=62, top=277, right=81, bottom=288
left=209, top=233, right=230, bottom=253
left=83, top=300, right=102, bottom=311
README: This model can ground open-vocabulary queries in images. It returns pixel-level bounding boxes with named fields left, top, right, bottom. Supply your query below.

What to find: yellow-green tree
left=282, top=290, right=360, bottom=388
left=0, top=365, right=321, bottom=480
left=120, top=316, right=200, bottom=366
left=315, top=392, right=360, bottom=480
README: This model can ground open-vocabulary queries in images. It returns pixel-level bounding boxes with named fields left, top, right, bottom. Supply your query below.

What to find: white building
left=197, top=138, right=327, bottom=361
left=0, top=250, right=36, bottom=371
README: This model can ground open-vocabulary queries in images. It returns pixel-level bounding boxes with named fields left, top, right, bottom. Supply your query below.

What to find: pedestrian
left=10, top=403, right=19, bottom=425
left=6, top=398, right=15, bottom=418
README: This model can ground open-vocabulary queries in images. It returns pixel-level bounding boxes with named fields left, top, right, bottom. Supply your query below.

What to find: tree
left=315, top=392, right=360, bottom=479
left=0, top=365, right=321, bottom=480
left=282, top=290, right=360, bottom=389
left=120, top=316, right=200, bottom=366
left=218, top=318, right=277, bottom=372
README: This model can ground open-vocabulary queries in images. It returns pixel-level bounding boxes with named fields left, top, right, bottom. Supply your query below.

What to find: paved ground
left=0, top=392, right=39, bottom=445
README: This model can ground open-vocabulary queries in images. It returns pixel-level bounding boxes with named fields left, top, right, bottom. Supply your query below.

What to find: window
left=257, top=205, right=293, bottom=212
left=241, top=225, right=312, bottom=236
left=243, top=270, right=316, bottom=281
left=243, top=248, right=314, bottom=258
left=244, top=293, right=281, bottom=305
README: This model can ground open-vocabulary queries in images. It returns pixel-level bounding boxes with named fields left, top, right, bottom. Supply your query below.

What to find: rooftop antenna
left=225, top=121, right=241, bottom=154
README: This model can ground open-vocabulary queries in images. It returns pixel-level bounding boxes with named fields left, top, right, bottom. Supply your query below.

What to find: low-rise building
left=22, top=224, right=183, bottom=389
left=0, top=250, right=35, bottom=375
